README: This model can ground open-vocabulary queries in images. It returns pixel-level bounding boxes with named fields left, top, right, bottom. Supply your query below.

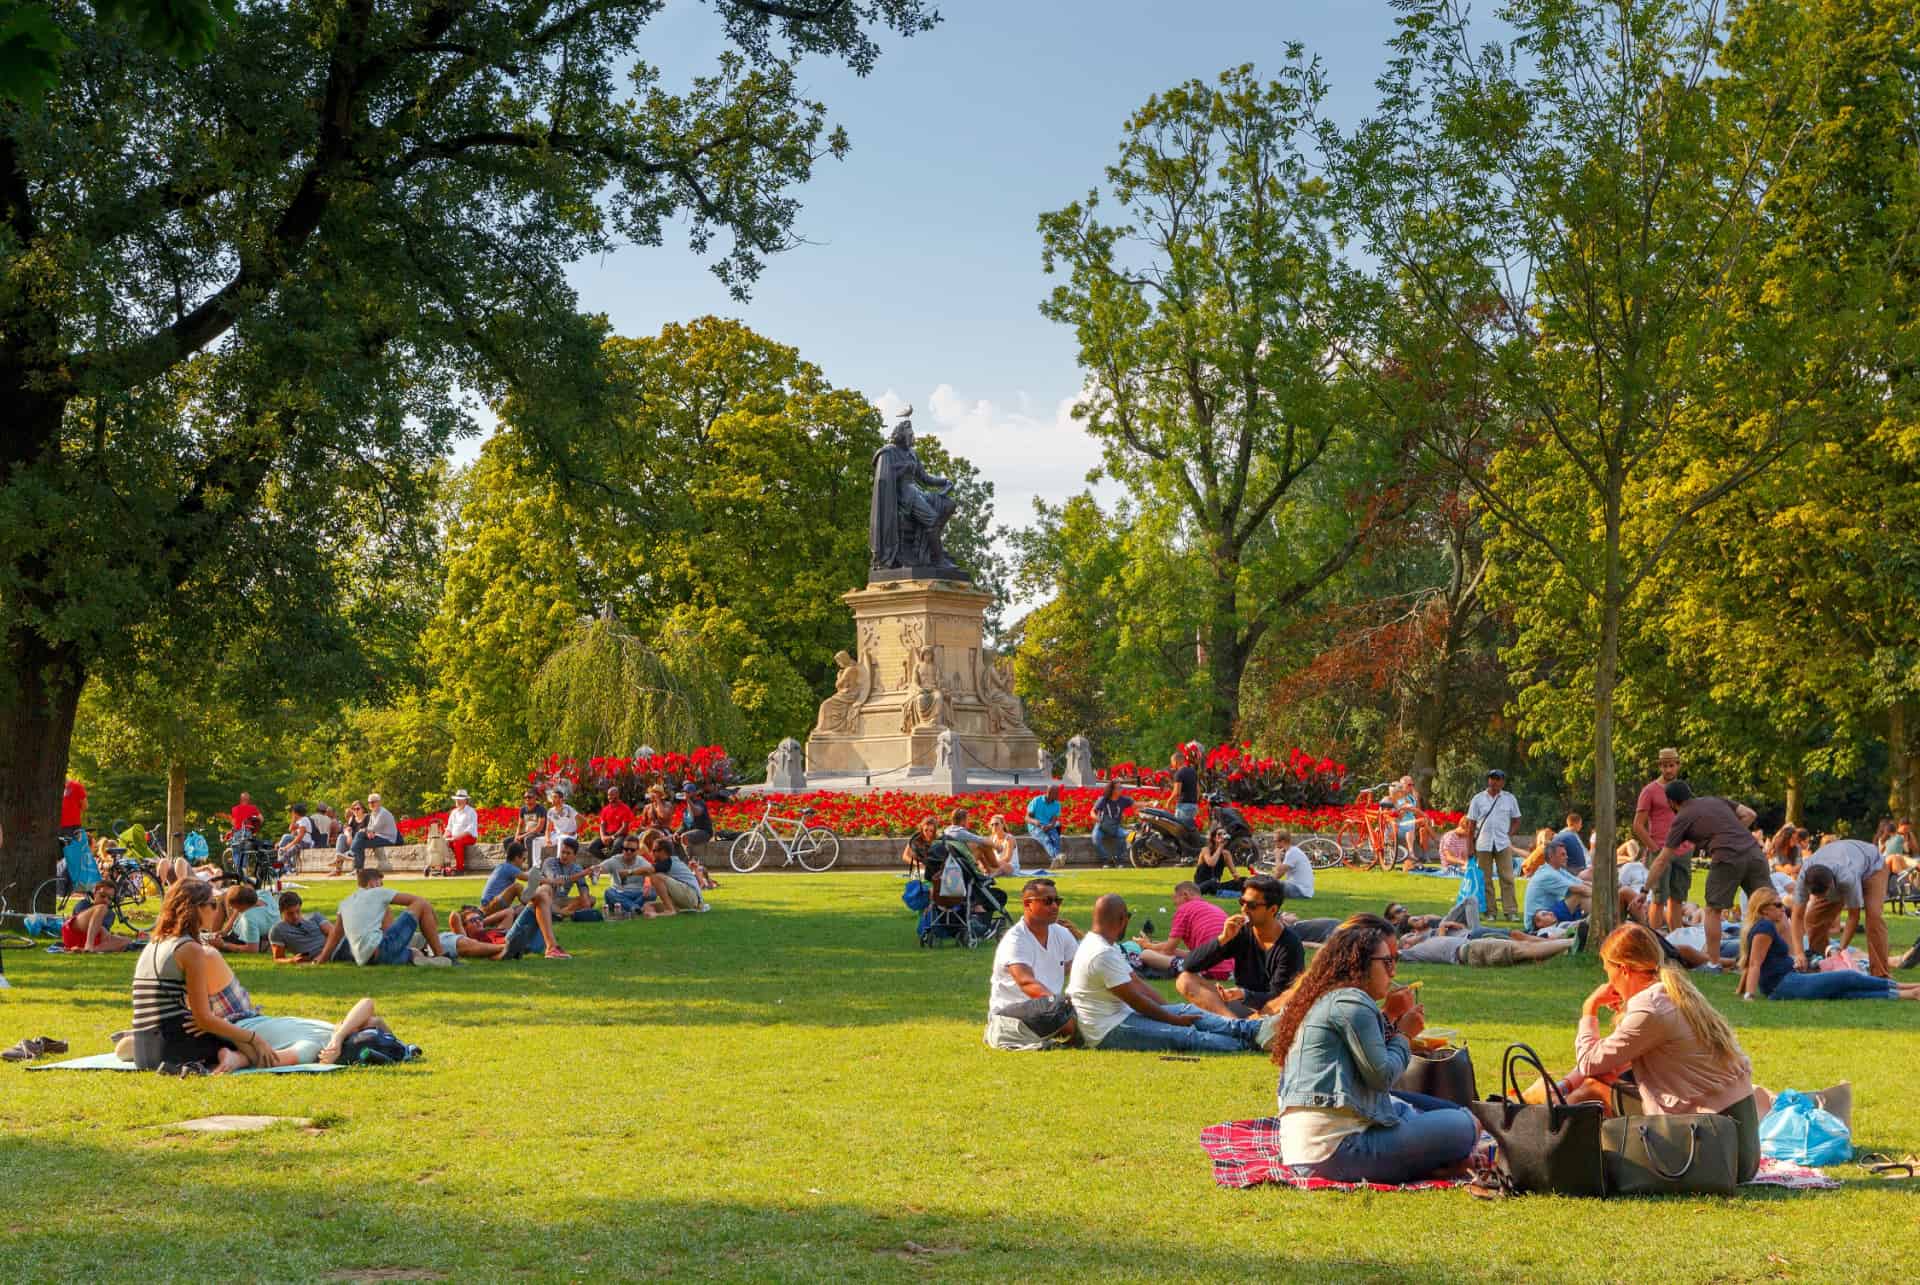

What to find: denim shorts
left=375, top=910, right=418, bottom=965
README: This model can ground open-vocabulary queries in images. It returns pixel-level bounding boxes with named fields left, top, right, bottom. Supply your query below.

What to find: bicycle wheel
left=729, top=830, right=767, bottom=873
left=30, top=877, right=66, bottom=917
left=1298, top=835, right=1343, bottom=870
left=793, top=827, right=839, bottom=872
left=116, top=895, right=157, bottom=935
left=1334, top=822, right=1374, bottom=869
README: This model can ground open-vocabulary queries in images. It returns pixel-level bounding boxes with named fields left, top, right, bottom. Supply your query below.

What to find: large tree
left=1332, top=0, right=1863, bottom=938
left=0, top=0, right=935, bottom=899
left=1038, top=59, right=1414, bottom=742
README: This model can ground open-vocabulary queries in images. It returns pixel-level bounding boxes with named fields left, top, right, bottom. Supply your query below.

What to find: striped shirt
left=131, top=937, right=193, bottom=1033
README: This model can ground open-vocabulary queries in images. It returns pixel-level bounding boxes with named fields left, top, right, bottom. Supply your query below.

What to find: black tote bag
left=1393, top=1042, right=1478, bottom=1106
left=1467, top=1043, right=1607, bottom=1197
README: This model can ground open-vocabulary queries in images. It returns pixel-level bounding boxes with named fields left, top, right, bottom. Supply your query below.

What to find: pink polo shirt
left=1170, top=898, right=1233, bottom=979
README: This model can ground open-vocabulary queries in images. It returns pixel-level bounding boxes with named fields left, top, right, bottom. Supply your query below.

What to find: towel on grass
left=26, top=1052, right=343, bottom=1074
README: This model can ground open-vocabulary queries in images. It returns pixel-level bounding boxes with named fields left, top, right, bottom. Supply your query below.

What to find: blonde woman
left=1519, top=827, right=1556, bottom=878
left=1537, top=924, right=1761, bottom=1182
left=982, top=814, right=1020, bottom=877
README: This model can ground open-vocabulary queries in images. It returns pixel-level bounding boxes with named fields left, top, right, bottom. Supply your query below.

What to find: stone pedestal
left=805, top=579, right=1039, bottom=779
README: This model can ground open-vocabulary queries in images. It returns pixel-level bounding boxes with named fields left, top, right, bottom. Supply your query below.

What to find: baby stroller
left=917, top=839, right=1010, bottom=949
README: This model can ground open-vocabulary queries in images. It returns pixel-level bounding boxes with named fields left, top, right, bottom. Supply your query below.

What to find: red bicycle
left=1333, top=782, right=1418, bottom=870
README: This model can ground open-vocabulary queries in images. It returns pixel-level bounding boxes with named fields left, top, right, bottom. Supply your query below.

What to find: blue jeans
left=502, top=904, right=546, bottom=958
left=350, top=832, right=397, bottom=871
left=1174, top=802, right=1199, bottom=824
left=1092, top=823, right=1126, bottom=866
left=1294, top=1091, right=1478, bottom=1185
left=1770, top=969, right=1897, bottom=1000
left=374, top=911, right=418, bottom=965
left=1094, top=1003, right=1260, bottom=1053
left=605, top=887, right=651, bottom=915
left=1027, top=823, right=1062, bottom=861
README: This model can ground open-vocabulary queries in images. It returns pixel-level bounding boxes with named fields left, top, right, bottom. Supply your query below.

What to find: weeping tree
left=528, top=613, right=746, bottom=762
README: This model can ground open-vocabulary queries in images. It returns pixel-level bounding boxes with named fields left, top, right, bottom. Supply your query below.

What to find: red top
left=598, top=801, right=636, bottom=838
left=231, top=802, right=263, bottom=834
left=60, top=779, right=87, bottom=828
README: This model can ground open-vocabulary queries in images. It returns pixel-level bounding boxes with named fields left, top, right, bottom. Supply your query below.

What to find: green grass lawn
left=3, top=867, right=1917, bottom=1284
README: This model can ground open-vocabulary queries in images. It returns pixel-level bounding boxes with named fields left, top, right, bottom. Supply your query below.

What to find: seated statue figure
left=870, top=408, right=966, bottom=579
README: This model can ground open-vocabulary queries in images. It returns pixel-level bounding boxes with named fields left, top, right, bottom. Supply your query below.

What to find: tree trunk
left=1203, top=571, right=1241, bottom=743
left=166, top=758, right=189, bottom=857
left=1589, top=503, right=1626, bottom=951
left=1890, top=701, right=1917, bottom=820
left=0, top=634, right=85, bottom=903
left=1784, top=772, right=1805, bottom=828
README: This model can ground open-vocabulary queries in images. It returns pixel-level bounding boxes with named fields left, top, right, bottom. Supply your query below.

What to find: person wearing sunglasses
left=1270, top=914, right=1478, bottom=1184
left=1174, top=875, right=1305, bottom=1018
left=985, top=878, right=1083, bottom=1050
left=597, top=834, right=660, bottom=920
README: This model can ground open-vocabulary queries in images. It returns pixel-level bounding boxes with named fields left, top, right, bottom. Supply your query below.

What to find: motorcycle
left=1127, top=791, right=1259, bottom=870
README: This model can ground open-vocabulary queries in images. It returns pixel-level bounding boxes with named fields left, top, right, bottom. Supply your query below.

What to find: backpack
left=937, top=856, right=968, bottom=900
left=342, top=1029, right=421, bottom=1066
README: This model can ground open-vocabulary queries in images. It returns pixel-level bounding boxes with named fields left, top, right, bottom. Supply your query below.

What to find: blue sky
left=546, top=2, right=1413, bottom=542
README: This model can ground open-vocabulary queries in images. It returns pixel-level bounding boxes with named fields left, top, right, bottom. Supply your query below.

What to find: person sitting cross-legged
left=1131, top=881, right=1233, bottom=980
left=1066, top=894, right=1264, bottom=1053
left=267, top=891, right=350, bottom=963
left=314, top=868, right=451, bottom=967
left=1270, top=915, right=1478, bottom=1184
left=1175, top=875, right=1305, bottom=1018
left=598, top=834, right=661, bottom=920
left=1024, top=786, right=1064, bottom=864
left=984, top=878, right=1084, bottom=1050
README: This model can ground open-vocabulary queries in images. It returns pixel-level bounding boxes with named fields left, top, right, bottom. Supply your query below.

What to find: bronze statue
left=869, top=406, right=968, bottom=581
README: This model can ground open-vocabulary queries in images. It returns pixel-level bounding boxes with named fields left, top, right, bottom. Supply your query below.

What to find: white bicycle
left=727, top=801, right=841, bottom=873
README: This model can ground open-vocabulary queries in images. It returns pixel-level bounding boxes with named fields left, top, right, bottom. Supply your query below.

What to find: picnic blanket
left=1200, top=1117, right=1472, bottom=1191
left=1201, top=1117, right=1843, bottom=1192
left=26, top=1052, right=343, bottom=1074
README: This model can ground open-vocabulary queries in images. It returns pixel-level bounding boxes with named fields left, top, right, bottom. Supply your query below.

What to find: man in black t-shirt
left=1648, top=780, right=1763, bottom=973
left=1163, top=749, right=1201, bottom=825
left=1176, top=875, right=1305, bottom=1017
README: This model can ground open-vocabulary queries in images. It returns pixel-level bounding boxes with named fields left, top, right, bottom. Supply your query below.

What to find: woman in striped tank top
left=129, top=880, right=276, bottom=1072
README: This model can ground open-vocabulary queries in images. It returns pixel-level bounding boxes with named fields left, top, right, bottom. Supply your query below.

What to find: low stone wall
left=294, top=833, right=1112, bottom=874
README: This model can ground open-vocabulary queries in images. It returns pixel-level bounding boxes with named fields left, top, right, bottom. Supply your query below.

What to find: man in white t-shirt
left=315, top=868, right=450, bottom=966
left=536, top=789, right=580, bottom=873
left=1065, top=894, right=1262, bottom=1053
left=1464, top=769, right=1523, bottom=920
left=984, top=878, right=1083, bottom=1050
left=1274, top=830, right=1313, bottom=899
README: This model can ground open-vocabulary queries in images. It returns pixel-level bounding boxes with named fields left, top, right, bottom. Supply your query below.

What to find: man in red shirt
left=231, top=792, right=264, bottom=836
left=1131, top=881, right=1233, bottom=980
left=60, top=778, right=87, bottom=830
left=588, top=785, right=636, bottom=864
left=1631, top=748, right=1686, bottom=930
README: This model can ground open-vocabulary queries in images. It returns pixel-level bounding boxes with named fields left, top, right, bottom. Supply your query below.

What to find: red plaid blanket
left=1199, top=1117, right=1469, bottom=1192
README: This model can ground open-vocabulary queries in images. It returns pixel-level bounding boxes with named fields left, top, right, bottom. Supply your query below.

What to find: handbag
left=1603, top=1114, right=1738, bottom=1196
left=1467, top=1043, right=1606, bottom=1196
left=1394, top=1042, right=1477, bottom=1106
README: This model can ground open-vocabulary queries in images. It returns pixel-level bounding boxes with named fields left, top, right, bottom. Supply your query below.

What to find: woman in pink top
left=1545, top=924, right=1759, bottom=1182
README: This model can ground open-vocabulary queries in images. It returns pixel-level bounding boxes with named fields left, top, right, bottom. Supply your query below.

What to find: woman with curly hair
left=1270, top=914, right=1478, bottom=1183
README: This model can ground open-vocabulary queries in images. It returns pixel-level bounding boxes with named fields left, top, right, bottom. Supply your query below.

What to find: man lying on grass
left=315, top=868, right=451, bottom=967
left=269, top=891, right=350, bottom=963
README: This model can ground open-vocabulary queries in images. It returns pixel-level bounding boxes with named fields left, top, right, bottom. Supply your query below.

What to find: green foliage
left=528, top=613, right=747, bottom=767
left=0, top=0, right=233, bottom=104
left=289, top=693, right=452, bottom=821
left=1038, top=59, right=1411, bottom=739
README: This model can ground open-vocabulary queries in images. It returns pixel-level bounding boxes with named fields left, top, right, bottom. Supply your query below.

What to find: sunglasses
left=1026, top=895, right=1061, bottom=905
left=1239, top=898, right=1268, bottom=910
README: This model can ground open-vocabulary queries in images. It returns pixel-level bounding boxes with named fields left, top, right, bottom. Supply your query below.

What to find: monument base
left=803, top=579, right=1040, bottom=781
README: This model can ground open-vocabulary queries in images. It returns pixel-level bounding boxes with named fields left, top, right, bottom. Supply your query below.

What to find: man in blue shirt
left=1554, top=812, right=1589, bottom=873
left=1522, top=837, right=1592, bottom=930
left=1025, top=785, right=1064, bottom=861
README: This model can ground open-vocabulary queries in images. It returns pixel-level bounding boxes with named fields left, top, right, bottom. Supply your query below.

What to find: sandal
left=35, top=1037, right=68, bottom=1055
left=157, top=1060, right=208, bottom=1077
left=1868, top=1154, right=1917, bottom=1179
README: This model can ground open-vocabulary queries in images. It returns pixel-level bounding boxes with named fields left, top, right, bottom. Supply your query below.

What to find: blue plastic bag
left=1457, top=859, right=1489, bottom=914
left=1758, top=1089, right=1853, bottom=1166
left=901, top=879, right=930, bottom=913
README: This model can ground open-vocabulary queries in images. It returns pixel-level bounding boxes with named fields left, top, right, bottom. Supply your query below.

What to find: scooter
left=1127, top=791, right=1259, bottom=869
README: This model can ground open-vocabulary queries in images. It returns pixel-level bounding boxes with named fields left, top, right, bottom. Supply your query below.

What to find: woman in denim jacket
left=1269, top=914, right=1478, bottom=1183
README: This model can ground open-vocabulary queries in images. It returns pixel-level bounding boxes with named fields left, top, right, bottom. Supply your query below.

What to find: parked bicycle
left=1252, top=833, right=1345, bottom=877
left=29, top=829, right=158, bottom=935
left=1332, top=782, right=1418, bottom=870
left=728, top=801, right=841, bottom=873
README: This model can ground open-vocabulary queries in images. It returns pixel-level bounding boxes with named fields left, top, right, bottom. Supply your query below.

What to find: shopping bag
left=1467, top=1043, right=1606, bottom=1196
left=1758, top=1089, right=1853, bottom=1166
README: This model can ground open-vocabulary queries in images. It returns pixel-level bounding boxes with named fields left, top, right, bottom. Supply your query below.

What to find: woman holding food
left=1535, top=923, right=1761, bottom=1182
left=1270, top=914, right=1478, bottom=1184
